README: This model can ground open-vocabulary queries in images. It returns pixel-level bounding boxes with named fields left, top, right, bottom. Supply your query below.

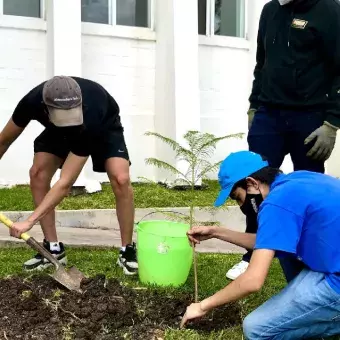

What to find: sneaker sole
left=117, top=259, right=138, bottom=276
left=226, top=270, right=247, bottom=281
left=226, top=272, right=238, bottom=280
left=24, top=257, right=68, bottom=272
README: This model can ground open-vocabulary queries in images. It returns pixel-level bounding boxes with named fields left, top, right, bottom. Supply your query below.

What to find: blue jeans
left=243, top=253, right=305, bottom=283
left=243, top=270, right=340, bottom=340
left=247, top=106, right=325, bottom=173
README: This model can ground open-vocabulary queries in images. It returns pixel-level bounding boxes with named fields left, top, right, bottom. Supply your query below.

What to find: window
left=3, top=0, right=41, bottom=18
left=81, top=0, right=150, bottom=28
left=81, top=0, right=109, bottom=24
left=198, top=0, right=246, bottom=38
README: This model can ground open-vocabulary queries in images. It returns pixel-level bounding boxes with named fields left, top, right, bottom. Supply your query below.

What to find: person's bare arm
left=10, top=153, right=89, bottom=239
left=181, top=249, right=275, bottom=328
left=201, top=249, right=274, bottom=309
left=0, top=118, right=24, bottom=159
left=187, top=226, right=256, bottom=250
left=26, top=153, right=88, bottom=224
left=214, top=227, right=256, bottom=250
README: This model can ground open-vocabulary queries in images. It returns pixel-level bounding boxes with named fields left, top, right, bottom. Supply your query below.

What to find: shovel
left=0, top=213, right=85, bottom=293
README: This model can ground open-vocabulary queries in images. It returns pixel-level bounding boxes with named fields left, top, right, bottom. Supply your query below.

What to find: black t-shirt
left=11, top=77, right=122, bottom=157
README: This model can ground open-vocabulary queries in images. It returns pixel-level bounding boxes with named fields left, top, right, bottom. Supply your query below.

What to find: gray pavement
left=0, top=226, right=245, bottom=254
left=0, top=207, right=246, bottom=254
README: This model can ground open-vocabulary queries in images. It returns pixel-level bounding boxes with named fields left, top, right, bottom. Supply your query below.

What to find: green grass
left=0, top=247, right=285, bottom=339
left=0, top=180, right=235, bottom=211
left=1, top=247, right=339, bottom=340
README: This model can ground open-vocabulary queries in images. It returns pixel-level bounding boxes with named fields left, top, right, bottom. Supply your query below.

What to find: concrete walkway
left=0, top=226, right=245, bottom=254
left=0, top=207, right=246, bottom=254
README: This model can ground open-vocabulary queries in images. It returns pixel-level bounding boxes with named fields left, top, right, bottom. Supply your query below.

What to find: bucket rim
left=136, top=219, right=191, bottom=239
left=136, top=219, right=190, bottom=227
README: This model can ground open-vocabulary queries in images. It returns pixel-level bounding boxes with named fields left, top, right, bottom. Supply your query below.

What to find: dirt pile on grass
left=0, top=274, right=241, bottom=339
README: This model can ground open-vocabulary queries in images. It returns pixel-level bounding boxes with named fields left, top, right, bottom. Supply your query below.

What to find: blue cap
left=214, top=151, right=268, bottom=207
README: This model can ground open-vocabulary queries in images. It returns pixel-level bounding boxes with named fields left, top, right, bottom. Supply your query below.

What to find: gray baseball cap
left=42, top=76, right=83, bottom=127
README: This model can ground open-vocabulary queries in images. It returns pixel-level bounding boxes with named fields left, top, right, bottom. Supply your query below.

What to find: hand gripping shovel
left=0, top=213, right=85, bottom=293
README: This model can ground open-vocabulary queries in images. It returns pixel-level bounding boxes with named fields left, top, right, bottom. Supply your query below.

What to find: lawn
left=0, top=247, right=286, bottom=339
left=1, top=183, right=339, bottom=339
left=0, top=180, right=235, bottom=211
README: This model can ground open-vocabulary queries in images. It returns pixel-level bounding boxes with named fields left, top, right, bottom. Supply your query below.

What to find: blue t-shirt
left=255, top=171, right=340, bottom=293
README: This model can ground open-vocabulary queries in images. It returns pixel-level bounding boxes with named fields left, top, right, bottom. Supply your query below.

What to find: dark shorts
left=34, top=128, right=130, bottom=173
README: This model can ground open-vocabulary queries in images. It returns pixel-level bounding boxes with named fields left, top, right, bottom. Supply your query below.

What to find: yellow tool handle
left=0, top=213, right=30, bottom=241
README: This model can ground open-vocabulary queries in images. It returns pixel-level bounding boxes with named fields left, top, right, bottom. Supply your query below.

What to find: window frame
left=202, top=0, right=248, bottom=40
left=0, top=0, right=45, bottom=19
left=83, top=0, right=155, bottom=30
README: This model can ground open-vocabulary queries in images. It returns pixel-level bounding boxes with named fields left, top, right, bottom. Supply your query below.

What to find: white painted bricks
left=1, top=0, right=340, bottom=187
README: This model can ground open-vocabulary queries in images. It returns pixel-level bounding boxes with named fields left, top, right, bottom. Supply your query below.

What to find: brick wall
left=81, top=34, right=156, bottom=182
left=0, top=26, right=46, bottom=185
left=199, top=44, right=250, bottom=172
left=198, top=43, right=294, bottom=174
left=0, top=26, right=294, bottom=185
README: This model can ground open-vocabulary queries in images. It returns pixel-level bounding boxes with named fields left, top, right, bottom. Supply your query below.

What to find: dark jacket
left=249, top=0, right=340, bottom=127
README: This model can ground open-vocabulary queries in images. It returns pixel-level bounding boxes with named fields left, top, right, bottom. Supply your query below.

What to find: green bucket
left=137, top=220, right=193, bottom=287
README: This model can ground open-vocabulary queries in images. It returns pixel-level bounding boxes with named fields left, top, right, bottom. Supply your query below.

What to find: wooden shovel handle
left=0, top=213, right=31, bottom=241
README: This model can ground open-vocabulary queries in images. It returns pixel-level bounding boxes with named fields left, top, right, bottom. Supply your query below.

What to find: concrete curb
left=0, top=207, right=247, bottom=253
left=0, top=206, right=246, bottom=231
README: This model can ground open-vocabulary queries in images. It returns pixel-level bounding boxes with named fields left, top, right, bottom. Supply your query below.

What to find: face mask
left=240, top=193, right=263, bottom=217
left=278, top=0, right=294, bottom=5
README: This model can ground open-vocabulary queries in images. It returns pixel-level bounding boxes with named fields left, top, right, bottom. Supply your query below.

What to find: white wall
left=81, top=32, right=156, bottom=182
left=0, top=20, right=157, bottom=185
left=199, top=43, right=250, bottom=169
left=198, top=40, right=295, bottom=175
left=0, top=11, right=295, bottom=186
left=3, top=0, right=339, bottom=187
left=0, top=24, right=46, bottom=185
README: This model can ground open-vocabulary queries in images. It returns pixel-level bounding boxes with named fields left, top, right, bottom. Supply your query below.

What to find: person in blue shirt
left=180, top=150, right=340, bottom=339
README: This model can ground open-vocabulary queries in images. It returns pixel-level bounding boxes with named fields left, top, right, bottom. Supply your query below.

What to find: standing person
left=227, top=0, right=340, bottom=281
left=0, top=76, right=138, bottom=275
left=181, top=151, right=340, bottom=339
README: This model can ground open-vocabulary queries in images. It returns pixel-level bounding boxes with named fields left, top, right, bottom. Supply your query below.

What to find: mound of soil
left=0, top=274, right=241, bottom=339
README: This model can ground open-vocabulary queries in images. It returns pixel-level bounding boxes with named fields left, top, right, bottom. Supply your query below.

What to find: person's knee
left=243, top=312, right=266, bottom=340
left=109, top=172, right=131, bottom=193
left=29, top=165, right=51, bottom=189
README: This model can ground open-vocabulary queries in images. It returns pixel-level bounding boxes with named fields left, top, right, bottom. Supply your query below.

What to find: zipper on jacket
left=288, top=9, right=294, bottom=47
left=272, top=7, right=280, bottom=44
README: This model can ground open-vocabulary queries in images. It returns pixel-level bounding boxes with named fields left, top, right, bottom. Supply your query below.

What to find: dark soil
left=0, top=274, right=241, bottom=339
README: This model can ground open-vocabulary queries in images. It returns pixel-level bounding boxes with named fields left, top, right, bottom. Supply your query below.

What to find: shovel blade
left=68, top=266, right=86, bottom=282
left=50, top=266, right=85, bottom=293
left=24, top=237, right=85, bottom=292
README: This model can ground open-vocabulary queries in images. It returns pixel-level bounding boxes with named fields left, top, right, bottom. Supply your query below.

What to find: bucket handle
left=135, top=211, right=192, bottom=248
left=135, top=210, right=189, bottom=226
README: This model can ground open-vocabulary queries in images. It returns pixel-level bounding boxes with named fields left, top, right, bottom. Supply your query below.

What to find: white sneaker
left=226, top=260, right=249, bottom=280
